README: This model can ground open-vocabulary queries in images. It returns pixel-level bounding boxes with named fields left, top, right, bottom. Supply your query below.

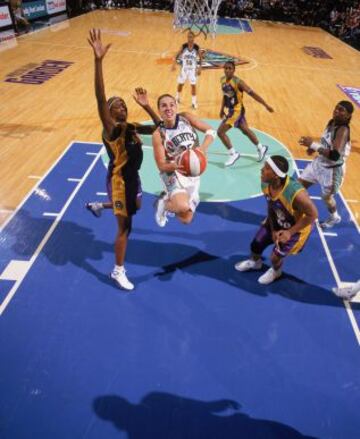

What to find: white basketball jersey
left=318, top=122, right=351, bottom=166
left=159, top=115, right=200, bottom=161
left=179, top=44, right=199, bottom=71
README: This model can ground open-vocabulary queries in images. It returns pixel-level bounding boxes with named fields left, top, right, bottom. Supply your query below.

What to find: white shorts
left=177, top=68, right=197, bottom=85
left=300, top=159, right=345, bottom=196
left=160, top=170, right=200, bottom=212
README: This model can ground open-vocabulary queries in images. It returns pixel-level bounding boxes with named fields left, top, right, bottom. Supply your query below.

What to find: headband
left=266, top=157, right=287, bottom=178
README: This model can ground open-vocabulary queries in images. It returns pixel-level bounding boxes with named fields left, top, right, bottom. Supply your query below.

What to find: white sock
left=175, top=92, right=180, bottom=101
left=331, top=211, right=340, bottom=219
left=257, top=143, right=263, bottom=151
left=229, top=147, right=237, bottom=155
left=192, top=96, right=197, bottom=105
left=114, top=264, right=124, bottom=272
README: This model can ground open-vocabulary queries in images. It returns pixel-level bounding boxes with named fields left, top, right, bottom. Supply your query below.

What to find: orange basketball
left=178, top=148, right=207, bottom=177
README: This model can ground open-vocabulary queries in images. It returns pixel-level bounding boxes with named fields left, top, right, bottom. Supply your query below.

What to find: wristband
left=205, top=129, right=216, bottom=139
left=309, top=142, right=321, bottom=152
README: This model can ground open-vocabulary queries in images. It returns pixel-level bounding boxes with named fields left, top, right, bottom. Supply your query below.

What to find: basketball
left=178, top=148, right=207, bottom=177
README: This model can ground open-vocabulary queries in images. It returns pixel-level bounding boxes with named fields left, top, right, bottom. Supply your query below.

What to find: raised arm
left=239, top=79, right=274, bottom=113
left=87, top=29, right=114, bottom=138
left=132, top=87, right=161, bottom=134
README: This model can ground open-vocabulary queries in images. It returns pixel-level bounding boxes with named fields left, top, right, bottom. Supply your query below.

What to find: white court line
left=0, top=142, right=103, bottom=234
left=0, top=209, right=14, bottom=214
left=28, top=175, right=42, bottom=179
left=96, top=192, right=107, bottom=196
left=338, top=191, right=360, bottom=234
left=322, top=232, right=338, bottom=237
left=67, top=178, right=81, bottom=182
left=86, top=152, right=98, bottom=156
left=0, top=145, right=103, bottom=316
left=310, top=196, right=322, bottom=200
left=43, top=212, right=59, bottom=217
left=346, top=199, right=359, bottom=204
left=293, top=161, right=360, bottom=345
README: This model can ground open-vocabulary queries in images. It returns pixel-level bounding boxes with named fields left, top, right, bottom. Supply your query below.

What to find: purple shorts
left=253, top=223, right=304, bottom=258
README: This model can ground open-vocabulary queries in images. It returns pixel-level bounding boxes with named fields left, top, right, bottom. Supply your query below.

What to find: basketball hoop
left=173, top=0, right=223, bottom=38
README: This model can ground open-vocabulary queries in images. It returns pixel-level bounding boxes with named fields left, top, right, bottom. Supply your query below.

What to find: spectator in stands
left=10, top=0, right=30, bottom=33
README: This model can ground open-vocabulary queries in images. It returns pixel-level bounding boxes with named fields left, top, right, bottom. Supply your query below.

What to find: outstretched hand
left=88, top=28, right=111, bottom=60
left=133, top=87, right=149, bottom=107
left=299, top=136, right=313, bottom=147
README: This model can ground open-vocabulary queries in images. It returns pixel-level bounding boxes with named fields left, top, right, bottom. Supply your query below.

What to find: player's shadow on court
left=139, top=247, right=342, bottom=308
left=196, top=202, right=264, bottom=225
left=93, top=392, right=317, bottom=439
left=8, top=210, right=344, bottom=307
left=227, top=255, right=342, bottom=307
left=8, top=210, right=116, bottom=288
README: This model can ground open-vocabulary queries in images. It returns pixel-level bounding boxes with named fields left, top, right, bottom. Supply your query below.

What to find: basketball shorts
left=224, top=105, right=246, bottom=128
left=300, top=159, right=344, bottom=196
left=160, top=170, right=200, bottom=212
left=252, top=221, right=312, bottom=258
left=177, top=68, right=197, bottom=85
left=107, top=171, right=142, bottom=217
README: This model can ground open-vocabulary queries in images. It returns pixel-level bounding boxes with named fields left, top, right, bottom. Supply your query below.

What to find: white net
left=173, top=0, right=223, bottom=38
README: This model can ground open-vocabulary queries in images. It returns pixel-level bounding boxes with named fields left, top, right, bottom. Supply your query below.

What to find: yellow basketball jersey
left=220, top=75, right=243, bottom=110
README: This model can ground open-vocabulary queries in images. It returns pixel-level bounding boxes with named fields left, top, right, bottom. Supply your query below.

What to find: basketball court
left=0, top=8, right=359, bottom=439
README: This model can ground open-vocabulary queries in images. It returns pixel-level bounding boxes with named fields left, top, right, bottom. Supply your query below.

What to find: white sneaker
left=258, top=267, right=282, bottom=285
left=225, top=152, right=240, bottom=167
left=110, top=267, right=134, bottom=291
left=235, top=258, right=262, bottom=272
left=86, top=202, right=103, bottom=218
left=154, top=195, right=168, bottom=227
left=332, top=281, right=360, bottom=300
left=192, top=103, right=198, bottom=109
left=320, top=214, right=341, bottom=229
left=257, top=145, right=268, bottom=162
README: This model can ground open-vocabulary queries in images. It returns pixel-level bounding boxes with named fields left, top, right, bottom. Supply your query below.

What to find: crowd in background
left=77, top=0, right=360, bottom=50
left=220, top=0, right=360, bottom=49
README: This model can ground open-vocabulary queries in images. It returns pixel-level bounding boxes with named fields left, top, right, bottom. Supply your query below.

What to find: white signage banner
left=45, top=0, right=66, bottom=15
left=0, top=5, right=13, bottom=28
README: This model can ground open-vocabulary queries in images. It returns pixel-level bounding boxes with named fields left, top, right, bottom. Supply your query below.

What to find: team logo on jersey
left=201, top=50, right=250, bottom=69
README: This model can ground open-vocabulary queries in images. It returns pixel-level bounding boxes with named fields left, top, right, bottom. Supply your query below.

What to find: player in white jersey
left=153, top=94, right=216, bottom=227
left=298, top=100, right=354, bottom=228
left=171, top=31, right=203, bottom=109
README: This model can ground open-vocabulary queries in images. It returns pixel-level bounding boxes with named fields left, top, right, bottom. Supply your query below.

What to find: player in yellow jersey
left=86, top=29, right=161, bottom=291
left=218, top=61, right=274, bottom=167
left=235, top=156, right=318, bottom=284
